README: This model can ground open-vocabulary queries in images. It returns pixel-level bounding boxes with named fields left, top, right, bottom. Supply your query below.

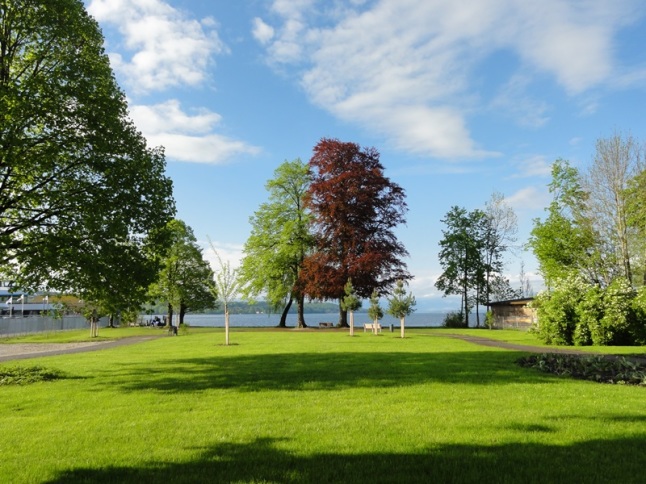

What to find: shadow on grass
left=45, top=435, right=646, bottom=483
left=106, top=350, right=556, bottom=394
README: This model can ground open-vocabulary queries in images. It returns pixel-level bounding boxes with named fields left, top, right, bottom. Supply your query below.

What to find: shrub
left=630, top=287, right=646, bottom=345
left=533, top=275, right=589, bottom=345
left=443, top=311, right=465, bottom=328
left=573, top=284, right=604, bottom=346
left=593, top=278, right=634, bottom=346
left=517, top=353, right=646, bottom=386
left=484, top=310, right=494, bottom=329
left=535, top=276, right=646, bottom=346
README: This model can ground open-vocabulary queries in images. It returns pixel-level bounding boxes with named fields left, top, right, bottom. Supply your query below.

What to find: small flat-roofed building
left=489, top=298, right=535, bottom=330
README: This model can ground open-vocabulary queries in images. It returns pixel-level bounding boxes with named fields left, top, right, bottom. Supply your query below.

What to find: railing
left=0, top=315, right=108, bottom=337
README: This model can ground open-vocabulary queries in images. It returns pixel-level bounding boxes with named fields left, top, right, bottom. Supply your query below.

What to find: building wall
left=491, top=305, right=536, bottom=330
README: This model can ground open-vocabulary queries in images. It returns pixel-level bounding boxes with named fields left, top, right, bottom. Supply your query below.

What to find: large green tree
left=302, top=138, right=410, bottom=327
left=528, top=160, right=602, bottom=287
left=238, top=159, right=313, bottom=328
left=435, top=206, right=485, bottom=327
left=0, top=0, right=175, bottom=298
left=149, top=220, right=216, bottom=327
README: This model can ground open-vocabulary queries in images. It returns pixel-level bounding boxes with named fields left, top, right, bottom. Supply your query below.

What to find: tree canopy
left=528, top=159, right=608, bottom=287
left=238, top=159, right=313, bottom=328
left=149, top=220, right=216, bottom=326
left=0, top=0, right=175, bottom=298
left=302, top=138, right=410, bottom=326
left=435, top=206, right=484, bottom=326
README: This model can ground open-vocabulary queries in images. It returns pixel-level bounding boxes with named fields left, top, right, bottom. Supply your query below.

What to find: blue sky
left=85, top=0, right=646, bottom=311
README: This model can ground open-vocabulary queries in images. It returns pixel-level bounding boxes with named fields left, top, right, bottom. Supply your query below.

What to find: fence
left=0, top=315, right=108, bottom=337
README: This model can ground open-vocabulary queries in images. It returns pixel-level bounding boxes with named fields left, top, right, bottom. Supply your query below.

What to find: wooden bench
left=319, top=322, right=334, bottom=328
left=363, top=323, right=382, bottom=333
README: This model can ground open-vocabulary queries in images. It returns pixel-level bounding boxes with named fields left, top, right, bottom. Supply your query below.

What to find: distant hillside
left=204, top=301, right=342, bottom=315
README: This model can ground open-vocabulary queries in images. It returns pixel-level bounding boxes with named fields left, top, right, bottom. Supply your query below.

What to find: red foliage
left=301, top=138, right=410, bottom=301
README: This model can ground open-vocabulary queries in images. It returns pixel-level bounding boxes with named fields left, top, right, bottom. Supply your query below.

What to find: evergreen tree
left=387, top=280, right=416, bottom=338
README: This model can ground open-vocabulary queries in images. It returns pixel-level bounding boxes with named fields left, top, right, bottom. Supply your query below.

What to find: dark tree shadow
left=100, top=350, right=558, bottom=394
left=45, top=435, right=646, bottom=483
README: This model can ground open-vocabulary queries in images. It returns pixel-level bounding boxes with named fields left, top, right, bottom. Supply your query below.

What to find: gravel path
left=0, top=336, right=161, bottom=362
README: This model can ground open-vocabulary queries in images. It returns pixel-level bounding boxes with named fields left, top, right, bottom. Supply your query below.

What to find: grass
left=0, top=326, right=219, bottom=343
left=433, top=327, right=646, bottom=355
left=1, top=329, right=645, bottom=483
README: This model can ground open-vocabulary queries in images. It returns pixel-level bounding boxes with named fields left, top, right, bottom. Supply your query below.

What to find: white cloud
left=408, top=272, right=443, bottom=300
left=505, top=186, right=550, bottom=211
left=203, top=240, right=244, bottom=271
left=511, top=155, right=553, bottom=178
left=491, top=75, right=550, bottom=128
left=252, top=17, right=275, bottom=45
left=129, top=101, right=260, bottom=164
left=569, top=137, right=583, bottom=146
left=88, top=0, right=225, bottom=93
left=255, top=0, right=641, bottom=160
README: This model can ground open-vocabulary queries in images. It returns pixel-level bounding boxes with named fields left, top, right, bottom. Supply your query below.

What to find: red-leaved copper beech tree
left=302, top=138, right=411, bottom=327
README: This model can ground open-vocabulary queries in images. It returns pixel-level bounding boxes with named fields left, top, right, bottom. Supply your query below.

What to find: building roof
left=489, top=297, right=534, bottom=306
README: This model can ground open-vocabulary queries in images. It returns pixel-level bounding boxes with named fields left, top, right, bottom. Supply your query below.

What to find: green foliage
left=386, top=279, right=416, bottom=319
left=443, top=311, right=465, bottom=328
left=534, top=276, right=646, bottom=346
left=532, top=275, right=588, bottom=345
left=517, top=353, right=646, bottom=386
left=573, top=284, right=603, bottom=346
left=153, top=220, right=216, bottom=319
left=0, top=0, right=175, bottom=299
left=120, top=308, right=141, bottom=326
left=367, top=290, right=383, bottom=322
left=0, top=366, right=65, bottom=386
left=527, top=159, right=599, bottom=286
left=593, top=278, right=634, bottom=345
left=630, top=287, right=646, bottom=345
left=340, top=279, right=362, bottom=312
left=238, top=159, right=313, bottom=327
left=436, top=206, right=486, bottom=325
left=484, top=310, right=494, bottom=329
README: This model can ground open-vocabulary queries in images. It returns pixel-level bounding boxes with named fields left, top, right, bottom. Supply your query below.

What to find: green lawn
left=0, top=326, right=210, bottom=343
left=1, top=329, right=645, bottom=483
left=432, top=327, right=646, bottom=355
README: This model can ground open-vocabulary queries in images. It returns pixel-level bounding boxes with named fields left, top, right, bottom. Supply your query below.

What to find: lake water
left=180, top=312, right=484, bottom=328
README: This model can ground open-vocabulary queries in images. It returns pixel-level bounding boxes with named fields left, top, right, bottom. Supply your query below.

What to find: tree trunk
left=400, top=316, right=405, bottom=338
left=475, top=287, right=481, bottom=328
left=463, top=272, right=469, bottom=327
left=296, top=293, right=307, bottom=328
left=338, top=302, right=348, bottom=327
left=179, top=302, right=187, bottom=326
left=167, top=302, right=173, bottom=328
left=225, top=303, right=230, bottom=346
left=278, top=298, right=292, bottom=327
